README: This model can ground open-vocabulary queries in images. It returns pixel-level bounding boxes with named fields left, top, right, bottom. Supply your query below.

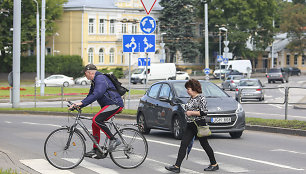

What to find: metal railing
left=237, top=87, right=306, bottom=120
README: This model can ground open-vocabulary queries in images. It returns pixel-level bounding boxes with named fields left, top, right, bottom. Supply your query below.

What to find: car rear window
left=268, top=69, right=281, bottom=73
left=239, top=80, right=260, bottom=86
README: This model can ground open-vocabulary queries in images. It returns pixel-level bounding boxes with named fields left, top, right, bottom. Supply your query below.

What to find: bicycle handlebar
left=67, top=101, right=81, bottom=111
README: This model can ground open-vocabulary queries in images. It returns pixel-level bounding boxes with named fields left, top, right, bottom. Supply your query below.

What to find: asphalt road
left=0, top=114, right=306, bottom=174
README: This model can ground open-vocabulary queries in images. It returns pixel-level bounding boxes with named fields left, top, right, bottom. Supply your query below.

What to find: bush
left=97, top=68, right=124, bottom=78
left=20, top=55, right=83, bottom=78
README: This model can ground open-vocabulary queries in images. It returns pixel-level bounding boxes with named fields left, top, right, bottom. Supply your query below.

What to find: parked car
left=36, top=75, right=75, bottom=87
left=75, top=76, right=91, bottom=85
left=137, top=80, right=245, bottom=139
left=266, top=68, right=289, bottom=83
left=235, top=79, right=264, bottom=101
left=283, top=67, right=301, bottom=76
left=221, top=75, right=244, bottom=91
left=221, top=69, right=243, bottom=79
left=176, top=71, right=190, bottom=80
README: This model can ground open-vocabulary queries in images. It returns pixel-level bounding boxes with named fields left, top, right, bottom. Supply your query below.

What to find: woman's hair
left=185, top=79, right=202, bottom=93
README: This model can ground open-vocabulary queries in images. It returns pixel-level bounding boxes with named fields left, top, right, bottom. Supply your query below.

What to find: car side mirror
left=160, top=96, right=170, bottom=102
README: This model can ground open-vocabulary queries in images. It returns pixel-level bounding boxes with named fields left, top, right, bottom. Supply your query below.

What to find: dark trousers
left=92, top=105, right=123, bottom=148
left=175, top=121, right=217, bottom=167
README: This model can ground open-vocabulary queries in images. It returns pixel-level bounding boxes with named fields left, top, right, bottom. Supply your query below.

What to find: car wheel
left=81, top=81, right=87, bottom=85
left=172, top=116, right=184, bottom=140
left=137, top=113, right=150, bottom=134
left=185, top=77, right=189, bottom=80
left=268, top=80, right=271, bottom=84
left=63, top=82, right=69, bottom=87
left=140, top=79, right=146, bottom=84
left=228, top=84, right=232, bottom=91
left=281, top=79, right=284, bottom=83
left=298, top=72, right=301, bottom=76
left=229, top=131, right=243, bottom=139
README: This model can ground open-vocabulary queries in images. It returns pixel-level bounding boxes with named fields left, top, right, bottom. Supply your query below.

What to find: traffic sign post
left=140, top=16, right=156, bottom=34
left=204, top=68, right=210, bottom=80
left=123, top=35, right=155, bottom=53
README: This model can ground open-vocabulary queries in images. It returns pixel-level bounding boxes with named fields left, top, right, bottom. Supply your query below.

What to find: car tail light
left=236, top=88, right=239, bottom=91
left=267, top=75, right=270, bottom=78
left=256, top=89, right=261, bottom=91
left=231, top=80, right=234, bottom=83
left=280, top=75, right=283, bottom=77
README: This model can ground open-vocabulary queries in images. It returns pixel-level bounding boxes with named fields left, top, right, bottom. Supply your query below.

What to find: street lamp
left=33, top=0, right=40, bottom=82
left=52, top=32, right=59, bottom=56
left=218, top=27, right=227, bottom=80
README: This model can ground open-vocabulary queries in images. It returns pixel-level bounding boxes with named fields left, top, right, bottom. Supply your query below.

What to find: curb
left=246, top=124, right=306, bottom=137
left=1, top=110, right=306, bottom=137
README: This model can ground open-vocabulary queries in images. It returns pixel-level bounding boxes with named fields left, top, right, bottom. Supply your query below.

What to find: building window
left=132, top=23, right=137, bottom=34
left=302, top=55, right=305, bottom=65
left=46, top=48, right=51, bottom=55
left=89, top=18, right=94, bottom=34
left=99, top=19, right=105, bottom=34
left=88, top=48, right=93, bottom=64
left=294, top=55, right=298, bottom=65
left=122, top=23, right=127, bottom=34
left=110, top=19, right=115, bottom=34
left=109, top=48, right=115, bottom=63
left=99, top=48, right=104, bottom=63
left=286, top=55, right=290, bottom=65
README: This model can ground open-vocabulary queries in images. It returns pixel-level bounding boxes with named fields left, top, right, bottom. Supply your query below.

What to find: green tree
left=0, top=0, right=67, bottom=72
left=159, top=0, right=200, bottom=63
left=199, top=0, right=279, bottom=60
left=280, top=3, right=306, bottom=56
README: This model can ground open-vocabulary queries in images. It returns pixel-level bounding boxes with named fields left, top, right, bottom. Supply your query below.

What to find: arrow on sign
left=140, top=0, right=157, bottom=15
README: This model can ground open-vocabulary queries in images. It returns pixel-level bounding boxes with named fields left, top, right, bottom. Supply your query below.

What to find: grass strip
left=246, top=117, right=306, bottom=130
left=0, top=169, right=18, bottom=174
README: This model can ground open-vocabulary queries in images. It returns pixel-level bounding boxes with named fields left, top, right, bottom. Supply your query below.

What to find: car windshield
left=172, top=81, right=228, bottom=98
left=269, top=69, right=281, bottom=73
left=239, top=80, right=260, bottom=86
left=133, top=68, right=144, bottom=74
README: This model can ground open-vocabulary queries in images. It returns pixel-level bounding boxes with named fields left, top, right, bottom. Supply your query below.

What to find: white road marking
left=64, top=158, right=119, bottom=174
left=268, top=104, right=283, bottom=109
left=20, top=159, right=74, bottom=174
left=145, top=138, right=304, bottom=171
left=271, top=149, right=306, bottom=155
left=5, top=121, right=12, bottom=123
left=22, top=121, right=61, bottom=127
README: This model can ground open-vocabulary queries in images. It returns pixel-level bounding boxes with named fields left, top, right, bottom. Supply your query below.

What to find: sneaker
left=165, top=165, right=180, bottom=173
left=84, top=148, right=102, bottom=159
left=204, top=164, right=219, bottom=171
left=108, top=138, right=121, bottom=152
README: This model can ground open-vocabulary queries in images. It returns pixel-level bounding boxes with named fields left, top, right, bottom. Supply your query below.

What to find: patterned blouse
left=182, top=94, right=208, bottom=123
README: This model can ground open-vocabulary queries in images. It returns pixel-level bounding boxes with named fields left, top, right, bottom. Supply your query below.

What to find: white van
left=214, top=60, right=252, bottom=78
left=131, top=63, right=176, bottom=84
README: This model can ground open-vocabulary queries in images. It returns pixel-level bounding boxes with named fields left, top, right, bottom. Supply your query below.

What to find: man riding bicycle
left=71, top=64, right=124, bottom=159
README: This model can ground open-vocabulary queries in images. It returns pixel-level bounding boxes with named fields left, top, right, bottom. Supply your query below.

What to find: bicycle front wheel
left=110, top=128, right=148, bottom=169
left=44, top=127, right=86, bottom=169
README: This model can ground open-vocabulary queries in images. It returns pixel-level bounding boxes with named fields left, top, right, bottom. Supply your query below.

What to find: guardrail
left=237, top=87, right=306, bottom=120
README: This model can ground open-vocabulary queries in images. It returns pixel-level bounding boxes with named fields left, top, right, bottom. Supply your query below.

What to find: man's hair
left=185, top=79, right=202, bottom=93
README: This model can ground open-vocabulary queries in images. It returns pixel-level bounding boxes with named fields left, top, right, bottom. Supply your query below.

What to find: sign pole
left=128, top=53, right=131, bottom=110
left=145, top=52, right=148, bottom=90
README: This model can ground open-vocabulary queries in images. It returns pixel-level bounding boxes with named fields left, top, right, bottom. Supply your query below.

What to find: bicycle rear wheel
left=44, top=127, right=86, bottom=169
left=110, top=128, right=148, bottom=169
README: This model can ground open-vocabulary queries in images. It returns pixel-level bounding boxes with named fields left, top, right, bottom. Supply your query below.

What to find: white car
left=36, top=75, right=75, bottom=87
left=176, top=71, right=190, bottom=80
left=75, top=76, right=91, bottom=85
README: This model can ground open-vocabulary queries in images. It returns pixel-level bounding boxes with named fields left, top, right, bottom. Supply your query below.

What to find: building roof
left=64, top=0, right=162, bottom=10
left=265, top=33, right=290, bottom=52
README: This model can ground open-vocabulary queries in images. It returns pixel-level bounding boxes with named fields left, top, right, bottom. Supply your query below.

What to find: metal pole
left=128, top=53, right=131, bottom=109
left=284, top=87, right=289, bottom=120
left=61, top=86, right=64, bottom=108
left=204, top=2, right=209, bottom=80
left=12, top=0, right=21, bottom=108
left=219, top=29, right=221, bottom=80
left=34, top=0, right=40, bottom=82
left=145, top=52, right=148, bottom=90
left=40, top=0, right=46, bottom=96
left=52, top=35, right=54, bottom=56
left=271, top=19, right=275, bottom=68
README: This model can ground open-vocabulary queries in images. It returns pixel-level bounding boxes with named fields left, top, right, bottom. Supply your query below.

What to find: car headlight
left=235, top=103, right=244, bottom=114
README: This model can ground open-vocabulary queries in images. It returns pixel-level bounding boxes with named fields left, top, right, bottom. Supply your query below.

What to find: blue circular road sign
left=140, top=16, right=156, bottom=34
left=204, top=68, right=210, bottom=75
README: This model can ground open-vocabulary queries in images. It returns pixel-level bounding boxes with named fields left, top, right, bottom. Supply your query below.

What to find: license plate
left=211, top=117, right=231, bottom=123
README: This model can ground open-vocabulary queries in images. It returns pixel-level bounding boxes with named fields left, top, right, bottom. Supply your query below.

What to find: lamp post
left=33, top=0, right=40, bottom=82
left=52, top=32, right=59, bottom=56
left=219, top=27, right=227, bottom=80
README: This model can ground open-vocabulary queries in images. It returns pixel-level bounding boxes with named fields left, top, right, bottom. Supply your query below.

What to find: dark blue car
left=136, top=80, right=245, bottom=139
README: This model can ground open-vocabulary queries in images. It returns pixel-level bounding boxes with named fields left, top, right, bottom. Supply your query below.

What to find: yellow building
left=47, top=0, right=163, bottom=70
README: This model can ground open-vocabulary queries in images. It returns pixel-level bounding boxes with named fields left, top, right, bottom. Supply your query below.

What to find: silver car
left=221, top=75, right=244, bottom=91
left=235, top=79, right=264, bottom=101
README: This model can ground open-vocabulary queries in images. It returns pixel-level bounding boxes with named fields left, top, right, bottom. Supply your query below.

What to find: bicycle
left=44, top=101, right=148, bottom=169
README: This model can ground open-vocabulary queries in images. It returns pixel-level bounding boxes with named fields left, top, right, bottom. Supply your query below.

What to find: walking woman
left=165, top=79, right=219, bottom=173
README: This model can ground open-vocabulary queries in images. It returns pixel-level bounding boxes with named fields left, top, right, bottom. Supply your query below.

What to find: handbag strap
left=192, top=119, right=199, bottom=128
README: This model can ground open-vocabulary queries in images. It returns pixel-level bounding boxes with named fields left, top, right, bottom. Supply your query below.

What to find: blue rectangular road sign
left=123, top=35, right=155, bottom=53
left=138, top=58, right=151, bottom=66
